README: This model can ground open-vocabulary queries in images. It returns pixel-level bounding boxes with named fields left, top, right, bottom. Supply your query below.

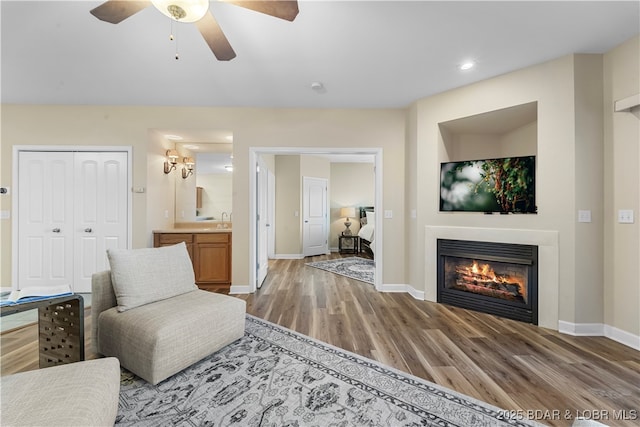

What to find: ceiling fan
left=90, top=0, right=299, bottom=61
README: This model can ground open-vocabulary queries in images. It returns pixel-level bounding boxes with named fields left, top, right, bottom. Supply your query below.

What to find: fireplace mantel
left=425, top=226, right=559, bottom=330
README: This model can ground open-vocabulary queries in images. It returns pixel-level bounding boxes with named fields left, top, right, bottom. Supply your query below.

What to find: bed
left=358, top=206, right=375, bottom=258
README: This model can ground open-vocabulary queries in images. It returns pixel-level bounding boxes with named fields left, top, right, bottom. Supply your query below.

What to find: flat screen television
left=440, top=155, right=536, bottom=213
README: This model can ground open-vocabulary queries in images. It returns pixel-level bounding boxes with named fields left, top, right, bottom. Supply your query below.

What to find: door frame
left=248, top=147, right=382, bottom=294
left=12, top=145, right=133, bottom=289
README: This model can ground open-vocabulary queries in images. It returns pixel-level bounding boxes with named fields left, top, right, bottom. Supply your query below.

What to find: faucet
left=221, top=212, right=228, bottom=222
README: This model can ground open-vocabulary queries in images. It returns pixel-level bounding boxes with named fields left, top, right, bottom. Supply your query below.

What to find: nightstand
left=338, top=234, right=359, bottom=254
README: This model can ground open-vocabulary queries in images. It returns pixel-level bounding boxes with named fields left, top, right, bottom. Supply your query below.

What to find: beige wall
left=329, top=163, right=375, bottom=249
left=2, top=36, right=637, bottom=341
left=573, top=54, right=605, bottom=324
left=603, top=35, right=640, bottom=336
left=274, top=155, right=302, bottom=255
left=408, top=53, right=596, bottom=327
left=1, top=107, right=406, bottom=288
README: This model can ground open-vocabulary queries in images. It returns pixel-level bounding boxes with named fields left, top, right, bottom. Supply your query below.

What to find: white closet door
left=18, top=151, right=129, bottom=292
left=18, top=152, right=75, bottom=289
left=74, top=152, right=128, bottom=292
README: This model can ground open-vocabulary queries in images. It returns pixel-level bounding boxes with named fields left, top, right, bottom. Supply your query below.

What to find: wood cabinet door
left=194, top=243, right=230, bottom=283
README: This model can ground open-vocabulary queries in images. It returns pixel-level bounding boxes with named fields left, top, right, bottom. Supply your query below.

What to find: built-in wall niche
left=437, top=102, right=538, bottom=214
left=438, top=101, right=538, bottom=162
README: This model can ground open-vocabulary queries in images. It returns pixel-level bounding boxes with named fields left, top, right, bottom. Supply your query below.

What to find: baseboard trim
left=379, top=283, right=425, bottom=300
left=272, top=254, right=305, bottom=260
left=558, top=321, right=640, bottom=350
left=229, top=285, right=251, bottom=294
left=604, top=324, right=640, bottom=350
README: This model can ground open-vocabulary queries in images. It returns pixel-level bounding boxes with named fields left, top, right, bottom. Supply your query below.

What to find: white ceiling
left=2, top=1, right=638, bottom=110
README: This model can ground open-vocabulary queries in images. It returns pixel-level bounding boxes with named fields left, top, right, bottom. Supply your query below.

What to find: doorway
left=249, top=147, right=382, bottom=294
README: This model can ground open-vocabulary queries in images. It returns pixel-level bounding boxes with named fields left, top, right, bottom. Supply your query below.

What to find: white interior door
left=302, top=176, right=328, bottom=257
left=18, top=152, right=75, bottom=289
left=18, top=151, right=129, bottom=292
left=74, top=152, right=128, bottom=292
left=256, top=160, right=269, bottom=288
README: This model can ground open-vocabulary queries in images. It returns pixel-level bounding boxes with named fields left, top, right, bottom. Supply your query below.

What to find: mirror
left=193, top=150, right=233, bottom=221
left=171, top=133, right=233, bottom=225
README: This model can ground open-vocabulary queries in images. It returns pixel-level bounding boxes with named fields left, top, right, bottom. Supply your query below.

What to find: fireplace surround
left=425, top=226, right=559, bottom=330
left=437, top=239, right=538, bottom=324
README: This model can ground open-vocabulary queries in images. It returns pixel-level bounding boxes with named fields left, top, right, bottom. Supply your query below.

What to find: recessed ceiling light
left=182, top=144, right=200, bottom=150
left=165, top=134, right=183, bottom=140
left=460, top=61, right=475, bottom=71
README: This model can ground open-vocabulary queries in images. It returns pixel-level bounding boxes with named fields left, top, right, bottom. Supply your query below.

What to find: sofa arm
left=91, top=270, right=117, bottom=354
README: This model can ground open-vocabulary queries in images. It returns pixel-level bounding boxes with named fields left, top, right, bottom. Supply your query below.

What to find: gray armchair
left=91, top=243, right=246, bottom=385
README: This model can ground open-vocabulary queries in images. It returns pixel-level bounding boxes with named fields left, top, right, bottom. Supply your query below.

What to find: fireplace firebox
left=437, top=239, right=538, bottom=324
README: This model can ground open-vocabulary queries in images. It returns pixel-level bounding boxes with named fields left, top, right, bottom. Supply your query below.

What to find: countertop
left=153, top=228, right=232, bottom=233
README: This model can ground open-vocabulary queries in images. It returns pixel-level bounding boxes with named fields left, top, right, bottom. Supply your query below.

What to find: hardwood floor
left=2, top=254, right=638, bottom=426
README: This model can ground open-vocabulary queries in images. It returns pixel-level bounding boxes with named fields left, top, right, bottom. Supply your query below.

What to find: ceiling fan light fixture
left=151, top=0, right=209, bottom=23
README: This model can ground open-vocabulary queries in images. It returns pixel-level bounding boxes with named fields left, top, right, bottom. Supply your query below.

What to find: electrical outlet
left=618, top=209, right=634, bottom=224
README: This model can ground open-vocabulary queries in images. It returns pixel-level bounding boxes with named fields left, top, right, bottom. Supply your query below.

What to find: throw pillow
left=107, top=242, right=197, bottom=312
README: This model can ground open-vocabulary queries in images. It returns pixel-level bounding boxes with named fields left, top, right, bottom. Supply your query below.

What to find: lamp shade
left=340, top=207, right=356, bottom=219
left=166, top=149, right=179, bottom=160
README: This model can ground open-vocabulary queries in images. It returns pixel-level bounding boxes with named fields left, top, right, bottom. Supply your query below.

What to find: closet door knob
left=52, top=228, right=61, bottom=233
left=84, top=228, right=92, bottom=233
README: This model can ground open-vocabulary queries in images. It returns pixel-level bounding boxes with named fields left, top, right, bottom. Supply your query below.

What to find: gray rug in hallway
left=116, top=315, right=540, bottom=426
left=306, top=257, right=375, bottom=285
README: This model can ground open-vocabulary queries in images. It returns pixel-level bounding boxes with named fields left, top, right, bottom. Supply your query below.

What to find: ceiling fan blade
left=223, top=0, right=299, bottom=21
left=90, top=0, right=151, bottom=24
left=195, top=12, right=237, bottom=61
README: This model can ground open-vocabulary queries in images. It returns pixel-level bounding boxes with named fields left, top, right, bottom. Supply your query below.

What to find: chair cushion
left=107, top=242, right=197, bottom=312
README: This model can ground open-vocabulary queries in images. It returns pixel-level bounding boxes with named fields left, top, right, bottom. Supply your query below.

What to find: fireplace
left=437, top=239, right=538, bottom=324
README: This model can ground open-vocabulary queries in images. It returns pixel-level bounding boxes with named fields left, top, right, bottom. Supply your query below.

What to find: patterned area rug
left=116, top=315, right=539, bottom=426
left=306, top=257, right=375, bottom=285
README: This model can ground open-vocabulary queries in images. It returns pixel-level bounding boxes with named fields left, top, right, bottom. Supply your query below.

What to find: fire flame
left=470, top=260, right=497, bottom=280
left=455, top=259, right=527, bottom=301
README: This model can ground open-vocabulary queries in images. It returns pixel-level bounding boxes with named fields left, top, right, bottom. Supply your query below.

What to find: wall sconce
left=164, top=149, right=179, bottom=174
left=340, top=207, right=357, bottom=235
left=182, top=157, right=195, bottom=179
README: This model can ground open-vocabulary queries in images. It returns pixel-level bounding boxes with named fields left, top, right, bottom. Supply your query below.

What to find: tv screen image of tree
left=440, top=156, right=536, bottom=213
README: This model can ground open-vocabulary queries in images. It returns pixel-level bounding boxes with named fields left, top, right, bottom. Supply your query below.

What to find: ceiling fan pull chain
left=168, top=18, right=179, bottom=60
left=175, top=28, right=179, bottom=60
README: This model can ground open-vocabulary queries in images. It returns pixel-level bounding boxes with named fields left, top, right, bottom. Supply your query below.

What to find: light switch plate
left=384, top=210, right=393, bottom=219
left=0, top=210, right=9, bottom=220
left=618, top=209, right=634, bottom=224
left=578, top=210, right=591, bottom=223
